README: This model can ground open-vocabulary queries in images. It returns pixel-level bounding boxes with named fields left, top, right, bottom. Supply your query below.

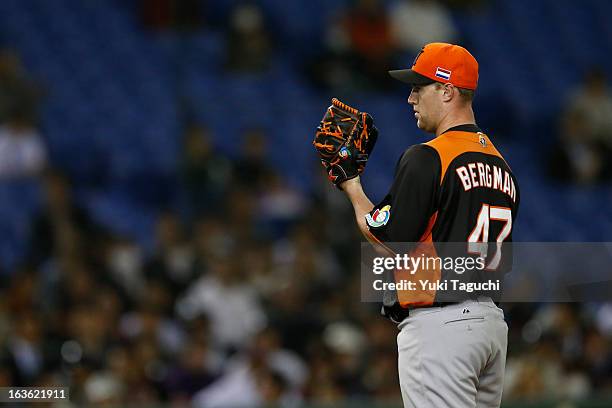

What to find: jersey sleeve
left=366, top=144, right=440, bottom=243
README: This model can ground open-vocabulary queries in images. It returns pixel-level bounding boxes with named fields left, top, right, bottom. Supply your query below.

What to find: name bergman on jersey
left=455, top=162, right=517, bottom=203
left=373, top=279, right=501, bottom=293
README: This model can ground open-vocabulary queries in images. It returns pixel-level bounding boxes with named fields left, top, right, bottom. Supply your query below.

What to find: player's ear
left=441, top=83, right=454, bottom=102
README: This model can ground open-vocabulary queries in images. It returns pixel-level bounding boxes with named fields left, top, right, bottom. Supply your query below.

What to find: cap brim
left=388, top=69, right=435, bottom=86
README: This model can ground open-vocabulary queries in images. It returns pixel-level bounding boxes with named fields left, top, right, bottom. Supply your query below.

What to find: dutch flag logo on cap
left=435, top=67, right=451, bottom=80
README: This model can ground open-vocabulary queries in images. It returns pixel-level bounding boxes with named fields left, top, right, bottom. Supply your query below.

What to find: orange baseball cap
left=389, top=42, right=479, bottom=90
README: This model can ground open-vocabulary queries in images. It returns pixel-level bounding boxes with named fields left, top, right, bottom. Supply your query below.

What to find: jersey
left=365, top=124, right=520, bottom=317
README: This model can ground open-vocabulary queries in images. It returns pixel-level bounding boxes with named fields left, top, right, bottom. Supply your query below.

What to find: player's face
left=407, top=83, right=443, bottom=133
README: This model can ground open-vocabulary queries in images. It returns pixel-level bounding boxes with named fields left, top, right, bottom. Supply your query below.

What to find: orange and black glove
left=313, top=98, right=378, bottom=188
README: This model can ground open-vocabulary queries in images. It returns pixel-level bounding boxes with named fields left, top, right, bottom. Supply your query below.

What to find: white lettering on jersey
left=456, top=167, right=472, bottom=191
left=455, top=162, right=516, bottom=202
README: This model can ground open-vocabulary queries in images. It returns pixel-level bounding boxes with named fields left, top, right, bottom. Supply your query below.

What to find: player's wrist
left=339, top=176, right=361, bottom=192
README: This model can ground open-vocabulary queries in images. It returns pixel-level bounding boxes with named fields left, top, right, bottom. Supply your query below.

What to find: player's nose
left=407, top=91, right=417, bottom=105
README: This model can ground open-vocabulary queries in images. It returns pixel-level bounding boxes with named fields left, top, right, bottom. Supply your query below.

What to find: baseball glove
left=313, top=98, right=378, bottom=188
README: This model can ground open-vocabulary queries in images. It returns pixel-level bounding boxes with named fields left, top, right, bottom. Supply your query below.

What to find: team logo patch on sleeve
left=366, top=205, right=391, bottom=228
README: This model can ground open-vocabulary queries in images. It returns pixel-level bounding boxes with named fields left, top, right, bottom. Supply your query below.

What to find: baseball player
left=313, top=43, right=520, bottom=407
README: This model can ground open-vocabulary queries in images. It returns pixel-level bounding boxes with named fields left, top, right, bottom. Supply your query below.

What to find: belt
left=385, top=301, right=458, bottom=323
left=385, top=296, right=496, bottom=324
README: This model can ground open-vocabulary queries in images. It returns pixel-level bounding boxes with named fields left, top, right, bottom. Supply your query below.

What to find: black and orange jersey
left=365, top=124, right=520, bottom=314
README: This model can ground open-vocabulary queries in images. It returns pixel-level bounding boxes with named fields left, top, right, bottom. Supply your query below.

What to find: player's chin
left=416, top=118, right=429, bottom=131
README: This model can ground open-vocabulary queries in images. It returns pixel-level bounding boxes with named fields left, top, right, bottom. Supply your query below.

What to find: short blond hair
left=458, top=87, right=475, bottom=102
left=434, top=82, right=475, bottom=102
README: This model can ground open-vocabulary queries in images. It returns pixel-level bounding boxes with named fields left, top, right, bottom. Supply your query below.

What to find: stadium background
left=0, top=0, right=611, bottom=407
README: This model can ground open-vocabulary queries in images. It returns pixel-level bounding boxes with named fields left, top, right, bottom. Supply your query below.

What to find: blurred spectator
left=305, top=55, right=355, bottom=92
left=264, top=278, right=322, bottom=355
left=309, top=0, right=399, bottom=91
left=1, top=312, right=46, bottom=386
left=0, top=108, right=47, bottom=179
left=390, top=0, right=459, bottom=54
left=119, top=302, right=185, bottom=360
left=192, top=328, right=305, bottom=408
left=306, top=15, right=357, bottom=92
left=105, top=236, right=146, bottom=300
left=311, top=169, right=361, bottom=271
left=233, top=127, right=271, bottom=190
left=0, top=49, right=41, bottom=124
left=257, top=170, right=308, bottom=238
left=303, top=344, right=345, bottom=404
left=145, top=212, right=196, bottom=294
left=193, top=216, right=234, bottom=265
left=346, top=0, right=399, bottom=89
left=504, top=334, right=591, bottom=401
left=272, top=222, right=342, bottom=290
left=568, top=69, right=612, bottom=149
left=28, top=170, right=100, bottom=266
left=562, top=68, right=612, bottom=182
left=224, top=3, right=273, bottom=73
left=549, top=68, right=612, bottom=184
left=163, top=335, right=219, bottom=403
left=65, top=304, right=110, bottom=366
left=241, top=242, right=282, bottom=298
left=321, top=321, right=368, bottom=395
left=4, top=266, right=40, bottom=314
left=554, top=68, right=612, bottom=182
left=55, top=258, right=97, bottom=312
left=226, top=188, right=258, bottom=241
left=583, top=328, right=612, bottom=389
left=83, top=372, right=125, bottom=406
left=549, top=110, right=605, bottom=184
left=176, top=254, right=267, bottom=352
left=180, top=124, right=232, bottom=216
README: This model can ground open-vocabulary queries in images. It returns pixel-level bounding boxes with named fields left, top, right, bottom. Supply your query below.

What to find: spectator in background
left=0, top=108, right=47, bottom=179
left=234, top=128, right=271, bottom=190
left=390, top=0, right=459, bottom=55
left=1, top=312, right=46, bottom=386
left=309, top=0, right=398, bottom=91
left=145, top=212, right=196, bottom=295
left=83, top=372, right=125, bottom=406
left=0, top=49, right=42, bottom=124
left=568, top=69, right=612, bottom=145
left=65, top=303, right=112, bottom=368
left=550, top=69, right=612, bottom=184
left=163, top=320, right=220, bottom=404
left=583, top=328, right=612, bottom=389
left=192, top=327, right=305, bottom=408
left=105, top=236, right=146, bottom=301
left=549, top=110, right=604, bottom=184
left=257, top=170, right=308, bottom=238
left=180, top=124, right=232, bottom=216
left=272, top=222, right=342, bottom=291
left=176, top=254, right=267, bottom=353
left=224, top=3, right=272, bottom=73
left=339, top=0, right=399, bottom=90
left=564, top=68, right=612, bottom=180
left=28, top=170, right=100, bottom=266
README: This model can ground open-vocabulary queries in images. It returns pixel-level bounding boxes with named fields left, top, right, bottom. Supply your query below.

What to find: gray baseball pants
left=397, top=298, right=507, bottom=408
